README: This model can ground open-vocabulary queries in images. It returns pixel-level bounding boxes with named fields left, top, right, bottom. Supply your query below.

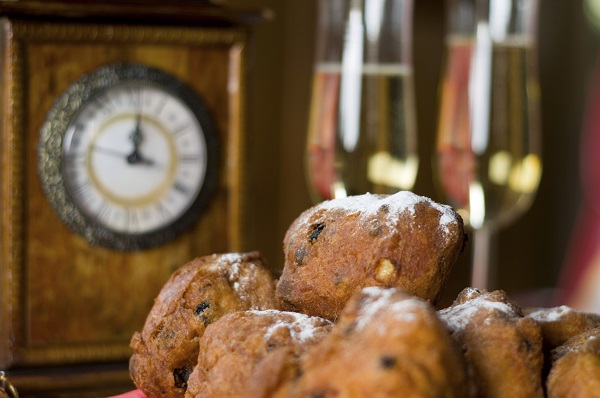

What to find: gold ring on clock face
left=38, top=63, right=219, bottom=251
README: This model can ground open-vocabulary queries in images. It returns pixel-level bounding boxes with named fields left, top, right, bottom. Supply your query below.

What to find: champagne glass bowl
left=305, top=0, right=419, bottom=203
left=434, top=0, right=542, bottom=289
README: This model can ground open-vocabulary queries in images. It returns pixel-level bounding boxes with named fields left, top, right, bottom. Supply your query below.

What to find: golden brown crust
left=546, top=327, right=600, bottom=397
left=439, top=288, right=544, bottom=398
left=243, top=347, right=302, bottom=398
left=129, top=252, right=278, bottom=398
left=550, top=327, right=600, bottom=362
left=282, top=287, right=467, bottom=398
left=276, top=192, right=465, bottom=321
left=184, top=310, right=332, bottom=398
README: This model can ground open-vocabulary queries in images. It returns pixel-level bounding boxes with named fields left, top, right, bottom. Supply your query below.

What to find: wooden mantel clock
left=0, top=0, right=266, bottom=395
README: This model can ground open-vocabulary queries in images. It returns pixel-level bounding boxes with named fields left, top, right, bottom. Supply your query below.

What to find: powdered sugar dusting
left=460, top=287, right=481, bottom=301
left=356, top=287, right=430, bottom=333
left=207, top=253, right=258, bottom=305
left=216, top=252, right=248, bottom=263
left=318, top=192, right=420, bottom=216
left=527, top=306, right=573, bottom=323
left=227, top=261, right=246, bottom=292
left=305, top=191, right=458, bottom=234
left=250, top=309, right=332, bottom=344
left=439, top=295, right=518, bottom=332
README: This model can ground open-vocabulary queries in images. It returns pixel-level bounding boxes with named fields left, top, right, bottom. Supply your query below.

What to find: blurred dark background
left=229, top=0, right=598, bottom=307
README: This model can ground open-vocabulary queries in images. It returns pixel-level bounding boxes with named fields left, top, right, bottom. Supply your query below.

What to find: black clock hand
left=129, top=113, right=143, bottom=150
left=93, top=146, right=129, bottom=159
left=127, top=113, right=156, bottom=165
left=127, top=150, right=155, bottom=166
left=93, top=145, right=160, bottom=168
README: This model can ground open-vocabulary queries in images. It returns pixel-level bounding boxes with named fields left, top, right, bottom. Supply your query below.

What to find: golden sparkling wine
left=306, top=63, right=418, bottom=202
left=436, top=36, right=542, bottom=229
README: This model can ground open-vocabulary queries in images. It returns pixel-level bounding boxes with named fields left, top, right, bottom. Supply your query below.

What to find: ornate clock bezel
left=38, top=63, right=220, bottom=251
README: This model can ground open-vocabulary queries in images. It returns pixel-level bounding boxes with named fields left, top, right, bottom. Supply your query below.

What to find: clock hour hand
left=93, top=145, right=160, bottom=168
left=127, top=150, right=155, bottom=166
left=92, top=146, right=129, bottom=159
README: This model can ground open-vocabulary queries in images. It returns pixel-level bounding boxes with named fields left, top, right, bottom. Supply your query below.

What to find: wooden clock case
left=0, top=1, right=265, bottom=395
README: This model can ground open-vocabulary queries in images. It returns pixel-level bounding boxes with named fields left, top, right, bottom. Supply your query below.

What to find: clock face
left=38, top=64, right=219, bottom=250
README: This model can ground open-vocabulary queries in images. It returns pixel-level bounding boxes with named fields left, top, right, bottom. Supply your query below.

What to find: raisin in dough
left=276, top=191, right=466, bottom=321
left=129, top=252, right=278, bottom=398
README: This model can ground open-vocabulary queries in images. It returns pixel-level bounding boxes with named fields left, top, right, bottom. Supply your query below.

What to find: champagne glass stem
left=471, top=226, right=493, bottom=290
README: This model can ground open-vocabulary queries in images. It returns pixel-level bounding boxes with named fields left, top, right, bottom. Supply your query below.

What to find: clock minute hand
left=127, top=150, right=156, bottom=166
left=124, top=113, right=163, bottom=168
left=129, top=113, right=143, bottom=150
left=127, top=113, right=151, bottom=165
left=93, top=145, right=157, bottom=167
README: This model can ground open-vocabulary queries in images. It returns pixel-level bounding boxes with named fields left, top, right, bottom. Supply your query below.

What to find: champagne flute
left=434, top=0, right=542, bottom=289
left=305, top=0, right=419, bottom=203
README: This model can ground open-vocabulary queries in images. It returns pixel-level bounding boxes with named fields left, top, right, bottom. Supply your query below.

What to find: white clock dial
left=62, top=84, right=207, bottom=234
left=38, top=64, right=219, bottom=250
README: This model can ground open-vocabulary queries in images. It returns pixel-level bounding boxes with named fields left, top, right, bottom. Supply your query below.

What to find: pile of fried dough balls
left=128, top=191, right=600, bottom=398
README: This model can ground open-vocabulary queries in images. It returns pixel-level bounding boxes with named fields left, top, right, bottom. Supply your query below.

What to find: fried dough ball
left=276, top=191, right=465, bottom=321
left=438, top=288, right=544, bottom=398
left=185, top=310, right=332, bottom=398
left=129, top=252, right=278, bottom=398
left=525, top=305, right=600, bottom=349
left=525, top=305, right=600, bottom=380
left=282, top=287, right=467, bottom=398
left=546, top=327, right=600, bottom=397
